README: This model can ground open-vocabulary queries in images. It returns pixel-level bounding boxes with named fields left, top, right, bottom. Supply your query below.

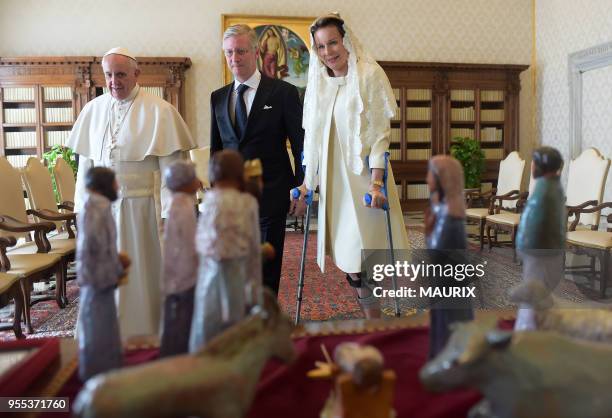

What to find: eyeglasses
left=223, top=48, right=252, bottom=57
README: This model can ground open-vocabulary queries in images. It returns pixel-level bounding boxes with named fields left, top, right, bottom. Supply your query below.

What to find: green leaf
left=41, top=145, right=78, bottom=202
left=449, top=137, right=484, bottom=188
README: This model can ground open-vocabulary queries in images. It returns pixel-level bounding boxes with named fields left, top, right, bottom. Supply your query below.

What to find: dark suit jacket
left=210, top=76, right=304, bottom=218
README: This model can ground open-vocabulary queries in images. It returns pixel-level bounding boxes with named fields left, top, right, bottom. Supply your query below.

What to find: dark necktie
left=234, top=83, right=249, bottom=138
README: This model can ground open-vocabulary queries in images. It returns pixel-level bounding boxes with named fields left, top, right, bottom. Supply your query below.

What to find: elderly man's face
left=102, top=54, right=140, bottom=100
left=223, top=34, right=258, bottom=83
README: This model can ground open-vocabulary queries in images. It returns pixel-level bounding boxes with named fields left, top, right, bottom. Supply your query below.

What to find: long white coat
left=316, top=73, right=409, bottom=274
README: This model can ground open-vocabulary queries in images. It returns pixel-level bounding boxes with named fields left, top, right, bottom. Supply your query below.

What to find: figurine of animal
left=420, top=320, right=612, bottom=418
left=73, top=290, right=295, bottom=418
left=510, top=280, right=612, bottom=342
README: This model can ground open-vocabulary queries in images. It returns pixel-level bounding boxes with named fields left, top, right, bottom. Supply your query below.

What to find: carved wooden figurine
left=76, top=167, right=130, bottom=381
left=314, top=343, right=396, bottom=418
left=244, top=159, right=275, bottom=263
left=514, top=146, right=566, bottom=331
left=159, top=160, right=201, bottom=357
left=189, top=150, right=262, bottom=352
left=425, top=156, right=474, bottom=358
left=73, top=290, right=294, bottom=418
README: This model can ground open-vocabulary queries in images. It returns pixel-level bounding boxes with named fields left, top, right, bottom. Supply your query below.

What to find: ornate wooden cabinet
left=380, top=61, right=529, bottom=211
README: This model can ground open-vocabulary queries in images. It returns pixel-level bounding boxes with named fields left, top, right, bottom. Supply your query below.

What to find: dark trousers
left=260, top=215, right=287, bottom=295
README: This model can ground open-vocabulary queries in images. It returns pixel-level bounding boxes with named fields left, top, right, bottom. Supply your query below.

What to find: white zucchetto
left=103, top=47, right=137, bottom=61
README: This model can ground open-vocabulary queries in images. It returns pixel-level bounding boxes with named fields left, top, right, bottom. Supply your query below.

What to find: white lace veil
left=302, top=13, right=397, bottom=190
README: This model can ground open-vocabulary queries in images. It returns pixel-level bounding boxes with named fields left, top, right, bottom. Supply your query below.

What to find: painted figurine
left=189, top=150, right=262, bottom=352
left=243, top=158, right=264, bottom=202
left=425, top=155, right=474, bottom=358
left=159, top=160, right=201, bottom=357
left=514, top=146, right=565, bottom=331
left=243, top=158, right=276, bottom=263
left=318, top=343, right=396, bottom=418
left=76, top=167, right=130, bottom=381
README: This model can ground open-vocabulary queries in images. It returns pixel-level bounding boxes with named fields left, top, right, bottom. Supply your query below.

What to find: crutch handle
left=291, top=187, right=314, bottom=205
left=364, top=191, right=389, bottom=210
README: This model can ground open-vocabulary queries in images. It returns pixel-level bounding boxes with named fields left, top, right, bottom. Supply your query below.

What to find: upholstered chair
left=465, top=151, right=525, bottom=250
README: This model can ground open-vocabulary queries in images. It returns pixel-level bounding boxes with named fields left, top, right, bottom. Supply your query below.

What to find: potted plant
left=450, top=137, right=485, bottom=189
left=42, top=145, right=77, bottom=203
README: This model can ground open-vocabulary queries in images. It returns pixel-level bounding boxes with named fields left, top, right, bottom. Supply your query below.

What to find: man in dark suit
left=211, top=24, right=304, bottom=294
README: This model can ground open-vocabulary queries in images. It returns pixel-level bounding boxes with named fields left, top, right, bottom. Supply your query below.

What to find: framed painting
left=221, top=14, right=315, bottom=101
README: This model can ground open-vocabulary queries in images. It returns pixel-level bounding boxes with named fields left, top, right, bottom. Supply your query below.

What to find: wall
left=536, top=0, right=612, bottom=207
left=0, top=0, right=532, bottom=156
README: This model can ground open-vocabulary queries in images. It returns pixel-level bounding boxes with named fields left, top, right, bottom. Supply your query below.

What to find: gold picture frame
left=221, top=14, right=315, bottom=93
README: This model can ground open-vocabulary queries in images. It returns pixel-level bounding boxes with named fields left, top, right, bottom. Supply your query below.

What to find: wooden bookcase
left=380, top=61, right=529, bottom=211
left=0, top=56, right=191, bottom=167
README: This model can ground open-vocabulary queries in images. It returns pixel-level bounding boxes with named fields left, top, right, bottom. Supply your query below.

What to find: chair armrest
left=0, top=215, right=54, bottom=234
left=492, top=190, right=521, bottom=202
left=566, top=200, right=599, bottom=213
left=27, top=209, right=76, bottom=239
left=0, top=215, right=54, bottom=253
left=567, top=202, right=612, bottom=231
left=466, top=188, right=496, bottom=208
left=0, top=235, right=17, bottom=272
left=516, top=191, right=530, bottom=211
left=490, top=190, right=520, bottom=213
left=28, top=208, right=76, bottom=222
left=58, top=201, right=74, bottom=211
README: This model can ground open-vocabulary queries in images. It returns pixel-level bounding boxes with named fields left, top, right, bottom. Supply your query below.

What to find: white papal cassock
left=68, top=84, right=196, bottom=338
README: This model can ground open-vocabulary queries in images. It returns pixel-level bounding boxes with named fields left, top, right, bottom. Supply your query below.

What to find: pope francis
left=68, top=47, right=197, bottom=338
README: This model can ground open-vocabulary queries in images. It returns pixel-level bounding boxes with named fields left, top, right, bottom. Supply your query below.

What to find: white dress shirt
left=229, top=69, right=261, bottom=126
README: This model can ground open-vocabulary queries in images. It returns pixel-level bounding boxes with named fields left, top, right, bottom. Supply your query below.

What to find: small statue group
left=161, top=150, right=265, bottom=355
left=420, top=146, right=612, bottom=418
left=77, top=149, right=265, bottom=381
left=73, top=290, right=295, bottom=418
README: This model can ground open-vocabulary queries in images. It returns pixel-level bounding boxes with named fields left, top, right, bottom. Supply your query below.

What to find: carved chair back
left=495, top=151, right=525, bottom=210
left=53, top=157, right=76, bottom=205
left=566, top=148, right=610, bottom=227
left=0, top=157, right=32, bottom=239
left=22, top=157, right=63, bottom=230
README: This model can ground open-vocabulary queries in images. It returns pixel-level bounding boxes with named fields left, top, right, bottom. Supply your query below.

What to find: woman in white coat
left=290, top=13, right=409, bottom=318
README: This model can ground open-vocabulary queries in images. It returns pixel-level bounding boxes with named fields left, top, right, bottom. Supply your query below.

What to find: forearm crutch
left=290, top=186, right=314, bottom=325
left=364, top=152, right=401, bottom=317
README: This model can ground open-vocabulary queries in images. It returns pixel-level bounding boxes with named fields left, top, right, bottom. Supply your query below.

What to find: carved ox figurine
left=420, top=320, right=612, bottom=418
left=73, top=291, right=295, bottom=418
